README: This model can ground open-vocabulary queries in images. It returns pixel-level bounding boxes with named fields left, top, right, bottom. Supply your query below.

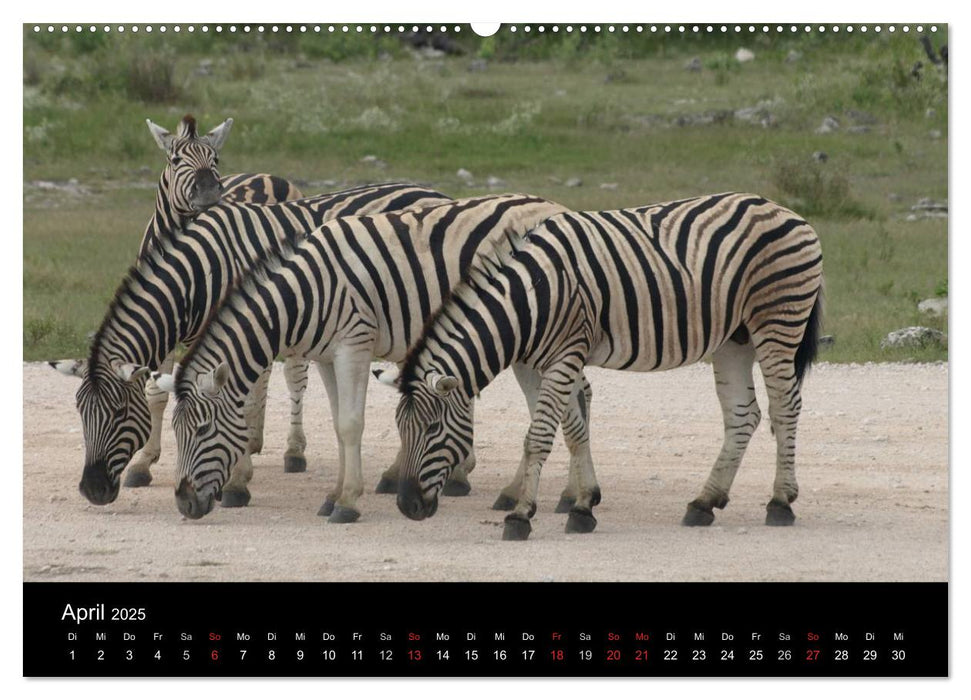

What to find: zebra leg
left=375, top=444, right=403, bottom=494
left=759, top=360, right=803, bottom=527
left=221, top=448, right=255, bottom=508
left=503, top=359, right=585, bottom=541
left=557, top=373, right=598, bottom=515
left=495, top=366, right=598, bottom=518
left=282, top=357, right=310, bottom=473
left=124, top=354, right=174, bottom=487
left=561, top=378, right=600, bottom=535
left=322, top=349, right=373, bottom=523
left=315, top=361, right=346, bottom=518
left=683, top=340, right=760, bottom=527
left=242, top=367, right=270, bottom=456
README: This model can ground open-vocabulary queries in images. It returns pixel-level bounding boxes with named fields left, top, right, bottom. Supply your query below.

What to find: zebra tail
left=794, top=286, right=824, bottom=386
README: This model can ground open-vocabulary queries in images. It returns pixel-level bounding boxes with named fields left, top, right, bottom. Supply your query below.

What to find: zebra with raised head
left=392, top=192, right=823, bottom=540
left=139, top=114, right=303, bottom=257
left=60, top=183, right=451, bottom=511
left=156, top=194, right=598, bottom=524
left=52, top=114, right=308, bottom=488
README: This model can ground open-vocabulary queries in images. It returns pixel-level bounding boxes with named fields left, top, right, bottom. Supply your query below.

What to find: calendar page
left=22, top=20, right=948, bottom=678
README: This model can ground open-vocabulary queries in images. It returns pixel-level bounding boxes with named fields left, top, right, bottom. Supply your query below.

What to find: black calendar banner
left=24, top=582, right=947, bottom=677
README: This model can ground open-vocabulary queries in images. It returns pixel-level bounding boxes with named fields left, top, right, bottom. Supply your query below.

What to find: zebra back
left=401, top=193, right=823, bottom=398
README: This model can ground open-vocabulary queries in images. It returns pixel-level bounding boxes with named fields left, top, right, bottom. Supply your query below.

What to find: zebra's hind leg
left=243, top=367, right=270, bottom=456
left=683, top=339, right=760, bottom=527
left=759, top=359, right=804, bottom=527
left=124, top=355, right=174, bottom=487
left=282, top=357, right=309, bottom=473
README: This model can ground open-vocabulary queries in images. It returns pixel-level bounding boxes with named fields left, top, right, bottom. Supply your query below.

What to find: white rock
left=456, top=168, right=474, bottom=182
left=735, top=48, right=755, bottom=63
left=815, top=116, right=840, bottom=134
left=917, top=298, right=948, bottom=317
left=880, top=326, right=946, bottom=350
left=486, top=176, right=506, bottom=188
left=565, top=177, right=583, bottom=188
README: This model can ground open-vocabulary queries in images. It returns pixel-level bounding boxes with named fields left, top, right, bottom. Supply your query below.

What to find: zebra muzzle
left=396, top=480, right=439, bottom=521
left=175, top=478, right=215, bottom=520
left=78, top=461, right=120, bottom=505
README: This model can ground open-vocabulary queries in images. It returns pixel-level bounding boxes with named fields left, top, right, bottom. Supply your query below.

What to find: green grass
left=23, top=29, right=948, bottom=362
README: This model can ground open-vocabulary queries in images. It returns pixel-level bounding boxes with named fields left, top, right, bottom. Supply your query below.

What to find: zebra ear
left=49, top=359, right=87, bottom=379
left=203, top=118, right=234, bottom=151
left=146, top=119, right=174, bottom=152
left=427, top=373, right=459, bottom=397
left=117, top=363, right=150, bottom=383
left=151, top=372, right=176, bottom=393
left=197, top=362, right=230, bottom=398
left=371, top=365, right=401, bottom=388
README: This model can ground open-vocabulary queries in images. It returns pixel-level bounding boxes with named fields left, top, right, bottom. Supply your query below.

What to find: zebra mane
left=399, top=229, right=529, bottom=397
left=177, top=114, right=197, bottom=139
left=175, top=236, right=302, bottom=395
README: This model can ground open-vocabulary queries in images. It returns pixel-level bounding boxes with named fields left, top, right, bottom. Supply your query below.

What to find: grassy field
left=23, top=28, right=948, bottom=363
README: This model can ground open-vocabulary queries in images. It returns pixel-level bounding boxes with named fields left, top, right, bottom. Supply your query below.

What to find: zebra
left=58, top=183, right=451, bottom=511
left=52, top=114, right=307, bottom=489
left=155, top=194, right=598, bottom=524
left=392, top=192, right=823, bottom=540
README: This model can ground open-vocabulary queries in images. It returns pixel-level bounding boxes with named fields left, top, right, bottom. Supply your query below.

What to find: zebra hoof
left=220, top=488, right=251, bottom=508
left=492, top=493, right=517, bottom=511
left=682, top=502, right=715, bottom=527
left=765, top=500, right=796, bottom=526
left=123, top=471, right=152, bottom=488
left=591, top=487, right=602, bottom=507
left=328, top=505, right=361, bottom=524
left=317, top=499, right=336, bottom=517
left=565, top=508, right=597, bottom=534
left=554, top=494, right=576, bottom=514
left=374, top=477, right=397, bottom=495
left=283, top=455, right=307, bottom=473
left=442, top=479, right=471, bottom=497
left=502, top=514, right=532, bottom=541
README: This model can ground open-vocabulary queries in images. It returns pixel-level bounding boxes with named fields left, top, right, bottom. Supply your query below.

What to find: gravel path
left=23, top=361, right=948, bottom=582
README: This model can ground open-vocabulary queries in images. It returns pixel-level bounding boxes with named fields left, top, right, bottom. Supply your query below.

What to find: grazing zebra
left=53, top=114, right=306, bottom=488
left=61, top=183, right=451, bottom=510
left=157, top=194, right=597, bottom=523
left=393, top=193, right=823, bottom=540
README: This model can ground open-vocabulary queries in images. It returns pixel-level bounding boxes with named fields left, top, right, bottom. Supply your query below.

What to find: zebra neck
left=417, top=277, right=525, bottom=399
left=140, top=173, right=187, bottom=255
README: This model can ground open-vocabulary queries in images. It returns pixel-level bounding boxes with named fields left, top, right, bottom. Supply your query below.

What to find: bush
left=770, top=159, right=873, bottom=220
left=126, top=52, right=181, bottom=103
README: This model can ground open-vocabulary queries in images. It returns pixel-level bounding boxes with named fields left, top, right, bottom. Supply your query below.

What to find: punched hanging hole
left=471, top=23, right=501, bottom=37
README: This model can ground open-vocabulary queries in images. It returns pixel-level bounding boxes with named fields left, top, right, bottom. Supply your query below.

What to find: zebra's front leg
left=504, top=360, right=585, bottom=541
left=683, top=339, right=760, bottom=527
left=316, top=352, right=371, bottom=523
left=315, top=361, right=345, bottom=518
left=124, top=354, right=174, bottom=487
left=242, top=367, right=271, bottom=456
left=221, top=448, right=255, bottom=508
left=283, top=357, right=310, bottom=473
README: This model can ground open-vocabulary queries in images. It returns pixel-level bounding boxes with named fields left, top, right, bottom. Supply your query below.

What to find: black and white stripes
left=395, top=193, right=823, bottom=540
left=69, top=182, right=450, bottom=508
left=165, top=194, right=598, bottom=523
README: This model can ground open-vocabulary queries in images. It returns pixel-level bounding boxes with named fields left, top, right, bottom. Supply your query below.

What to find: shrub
left=126, top=52, right=181, bottom=103
left=770, top=159, right=873, bottom=220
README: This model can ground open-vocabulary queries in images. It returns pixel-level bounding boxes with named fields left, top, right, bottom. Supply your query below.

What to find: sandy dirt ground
left=23, top=360, right=947, bottom=582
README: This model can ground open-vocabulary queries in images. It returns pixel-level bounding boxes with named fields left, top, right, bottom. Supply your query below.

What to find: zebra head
left=394, top=372, right=473, bottom=521
left=146, top=114, right=233, bottom=218
left=167, top=363, right=248, bottom=520
left=70, top=362, right=153, bottom=505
